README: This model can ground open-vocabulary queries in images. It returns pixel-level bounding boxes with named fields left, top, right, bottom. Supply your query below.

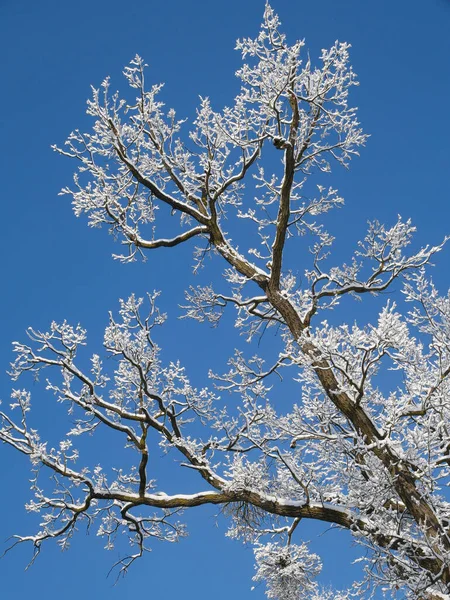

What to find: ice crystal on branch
left=253, top=542, right=322, bottom=600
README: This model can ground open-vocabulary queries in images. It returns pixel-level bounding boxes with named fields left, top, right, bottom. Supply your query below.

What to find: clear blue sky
left=0, top=0, right=450, bottom=598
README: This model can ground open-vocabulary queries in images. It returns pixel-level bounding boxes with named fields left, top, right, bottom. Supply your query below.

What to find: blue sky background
left=0, top=0, right=450, bottom=598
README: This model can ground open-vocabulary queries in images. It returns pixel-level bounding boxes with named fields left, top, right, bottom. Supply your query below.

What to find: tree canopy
left=2, top=4, right=450, bottom=599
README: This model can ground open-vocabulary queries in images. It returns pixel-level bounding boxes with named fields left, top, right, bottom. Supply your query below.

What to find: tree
left=1, top=4, right=450, bottom=599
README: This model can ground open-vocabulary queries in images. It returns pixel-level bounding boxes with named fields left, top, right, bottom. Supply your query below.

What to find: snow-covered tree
left=2, top=4, right=450, bottom=599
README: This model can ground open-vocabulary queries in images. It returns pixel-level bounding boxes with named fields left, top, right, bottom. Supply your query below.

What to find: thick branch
left=270, top=92, right=299, bottom=289
left=91, top=488, right=445, bottom=579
